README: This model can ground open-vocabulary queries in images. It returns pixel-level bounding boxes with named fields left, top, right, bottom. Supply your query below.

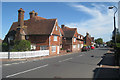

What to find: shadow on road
left=93, top=52, right=119, bottom=79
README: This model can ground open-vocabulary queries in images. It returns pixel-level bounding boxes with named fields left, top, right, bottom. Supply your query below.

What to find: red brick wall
left=49, top=21, right=60, bottom=55
left=28, top=35, right=49, bottom=50
left=85, top=37, right=92, bottom=46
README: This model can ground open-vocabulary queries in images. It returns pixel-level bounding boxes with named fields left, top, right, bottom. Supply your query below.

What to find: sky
left=1, top=2, right=118, bottom=42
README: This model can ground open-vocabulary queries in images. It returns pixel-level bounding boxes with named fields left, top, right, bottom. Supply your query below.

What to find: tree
left=106, top=40, right=114, bottom=47
left=11, top=40, right=31, bottom=52
left=95, top=38, right=103, bottom=45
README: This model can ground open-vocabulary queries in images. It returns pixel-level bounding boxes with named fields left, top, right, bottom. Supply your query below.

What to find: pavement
left=1, top=48, right=119, bottom=79
left=93, top=48, right=119, bottom=79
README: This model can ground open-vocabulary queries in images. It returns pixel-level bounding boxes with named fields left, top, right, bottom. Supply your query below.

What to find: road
left=2, top=48, right=108, bottom=78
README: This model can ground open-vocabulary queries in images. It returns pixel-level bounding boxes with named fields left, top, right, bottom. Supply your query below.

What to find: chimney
left=35, top=12, right=38, bottom=16
left=61, top=24, right=65, bottom=29
left=18, top=8, right=25, bottom=27
left=86, top=32, right=89, bottom=36
left=29, top=10, right=35, bottom=19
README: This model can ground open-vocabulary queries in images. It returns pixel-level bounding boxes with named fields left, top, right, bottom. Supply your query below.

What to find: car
left=91, top=46, right=95, bottom=49
left=87, top=46, right=91, bottom=51
left=82, top=46, right=89, bottom=51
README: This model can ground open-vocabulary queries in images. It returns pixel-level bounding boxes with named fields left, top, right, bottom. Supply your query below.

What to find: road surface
left=2, top=48, right=108, bottom=78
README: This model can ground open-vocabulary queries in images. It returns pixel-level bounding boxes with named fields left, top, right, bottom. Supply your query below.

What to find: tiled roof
left=62, top=26, right=77, bottom=38
left=9, top=16, right=57, bottom=35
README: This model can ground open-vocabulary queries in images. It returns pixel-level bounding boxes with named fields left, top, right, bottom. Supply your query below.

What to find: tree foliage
left=95, top=38, right=103, bottom=44
left=11, top=40, right=31, bottom=52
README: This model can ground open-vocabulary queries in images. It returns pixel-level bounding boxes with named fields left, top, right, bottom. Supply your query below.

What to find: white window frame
left=73, top=45, right=76, bottom=48
left=81, top=36, right=83, bottom=39
left=78, top=44, right=80, bottom=48
left=31, top=45, right=36, bottom=50
left=54, top=36, right=57, bottom=41
left=52, top=46, right=56, bottom=52
left=73, top=38, right=76, bottom=42
left=40, top=46, right=48, bottom=50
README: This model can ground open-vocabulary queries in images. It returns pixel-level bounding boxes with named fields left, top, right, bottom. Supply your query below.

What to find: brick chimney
left=29, top=10, right=35, bottom=19
left=35, top=12, right=38, bottom=16
left=61, top=24, right=65, bottom=29
left=18, top=8, right=25, bottom=27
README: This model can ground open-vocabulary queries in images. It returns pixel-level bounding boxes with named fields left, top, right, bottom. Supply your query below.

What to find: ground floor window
left=73, top=45, right=76, bottom=48
left=78, top=44, right=80, bottom=48
left=52, top=46, right=56, bottom=52
left=40, top=46, right=48, bottom=50
left=31, top=45, right=36, bottom=50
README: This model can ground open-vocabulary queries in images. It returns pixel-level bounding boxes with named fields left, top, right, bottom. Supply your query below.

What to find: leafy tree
left=11, top=40, right=31, bottom=52
left=106, top=40, right=114, bottom=48
left=95, top=38, right=103, bottom=44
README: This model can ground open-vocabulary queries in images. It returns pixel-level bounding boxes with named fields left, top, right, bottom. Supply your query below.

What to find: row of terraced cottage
left=3, top=8, right=94, bottom=55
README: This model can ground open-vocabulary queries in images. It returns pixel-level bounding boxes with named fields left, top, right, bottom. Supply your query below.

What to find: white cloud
left=66, top=3, right=117, bottom=42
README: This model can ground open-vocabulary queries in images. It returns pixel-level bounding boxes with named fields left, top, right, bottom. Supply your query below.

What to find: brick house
left=61, top=25, right=82, bottom=52
left=84, top=32, right=93, bottom=46
left=76, top=34, right=84, bottom=51
left=3, top=8, right=61, bottom=55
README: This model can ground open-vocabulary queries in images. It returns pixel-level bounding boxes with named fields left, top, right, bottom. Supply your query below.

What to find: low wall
left=0, top=50, right=49, bottom=59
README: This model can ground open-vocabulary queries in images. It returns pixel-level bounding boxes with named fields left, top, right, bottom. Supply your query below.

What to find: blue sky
left=1, top=2, right=118, bottom=42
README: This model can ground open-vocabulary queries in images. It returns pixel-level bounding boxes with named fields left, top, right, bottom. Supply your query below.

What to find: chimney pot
left=61, top=24, right=65, bottom=28
left=35, top=12, right=38, bottom=16
left=29, top=10, right=35, bottom=19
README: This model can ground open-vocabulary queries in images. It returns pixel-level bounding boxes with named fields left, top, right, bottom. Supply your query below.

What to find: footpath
left=94, top=48, right=119, bottom=79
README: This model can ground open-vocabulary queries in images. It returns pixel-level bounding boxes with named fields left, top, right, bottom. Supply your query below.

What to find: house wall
left=85, top=37, right=92, bottom=46
left=28, top=35, right=49, bottom=50
left=49, top=22, right=60, bottom=55
left=62, top=38, right=72, bottom=51
left=72, top=30, right=79, bottom=52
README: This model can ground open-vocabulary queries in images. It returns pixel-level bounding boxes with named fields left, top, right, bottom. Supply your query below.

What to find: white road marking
left=4, top=64, right=11, bottom=66
left=6, top=64, right=48, bottom=78
left=59, top=58, right=73, bottom=63
left=78, top=55, right=83, bottom=57
left=11, top=63, right=19, bottom=65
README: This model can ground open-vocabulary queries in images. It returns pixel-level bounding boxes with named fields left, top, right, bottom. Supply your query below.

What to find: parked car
left=87, top=46, right=91, bottom=51
left=91, top=46, right=95, bottom=49
left=82, top=46, right=89, bottom=51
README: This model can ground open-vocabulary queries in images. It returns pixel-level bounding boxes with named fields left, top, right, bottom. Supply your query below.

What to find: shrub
left=11, top=40, right=31, bottom=52
left=2, top=43, right=8, bottom=52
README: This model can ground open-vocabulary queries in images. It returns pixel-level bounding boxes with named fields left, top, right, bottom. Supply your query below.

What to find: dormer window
left=81, top=36, right=83, bottom=39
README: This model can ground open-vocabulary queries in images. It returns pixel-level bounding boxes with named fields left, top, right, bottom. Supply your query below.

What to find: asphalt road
left=2, top=48, right=108, bottom=78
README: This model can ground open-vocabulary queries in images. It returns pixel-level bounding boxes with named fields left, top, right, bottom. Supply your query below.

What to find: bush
left=2, top=43, right=8, bottom=52
left=60, top=48, right=63, bottom=50
left=11, top=40, right=31, bottom=52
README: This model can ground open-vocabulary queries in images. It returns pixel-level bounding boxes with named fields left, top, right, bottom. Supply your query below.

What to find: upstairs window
left=73, top=38, right=76, bottom=42
left=54, top=36, right=57, bottom=41
left=73, top=45, right=76, bottom=48
left=81, top=36, right=83, bottom=39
